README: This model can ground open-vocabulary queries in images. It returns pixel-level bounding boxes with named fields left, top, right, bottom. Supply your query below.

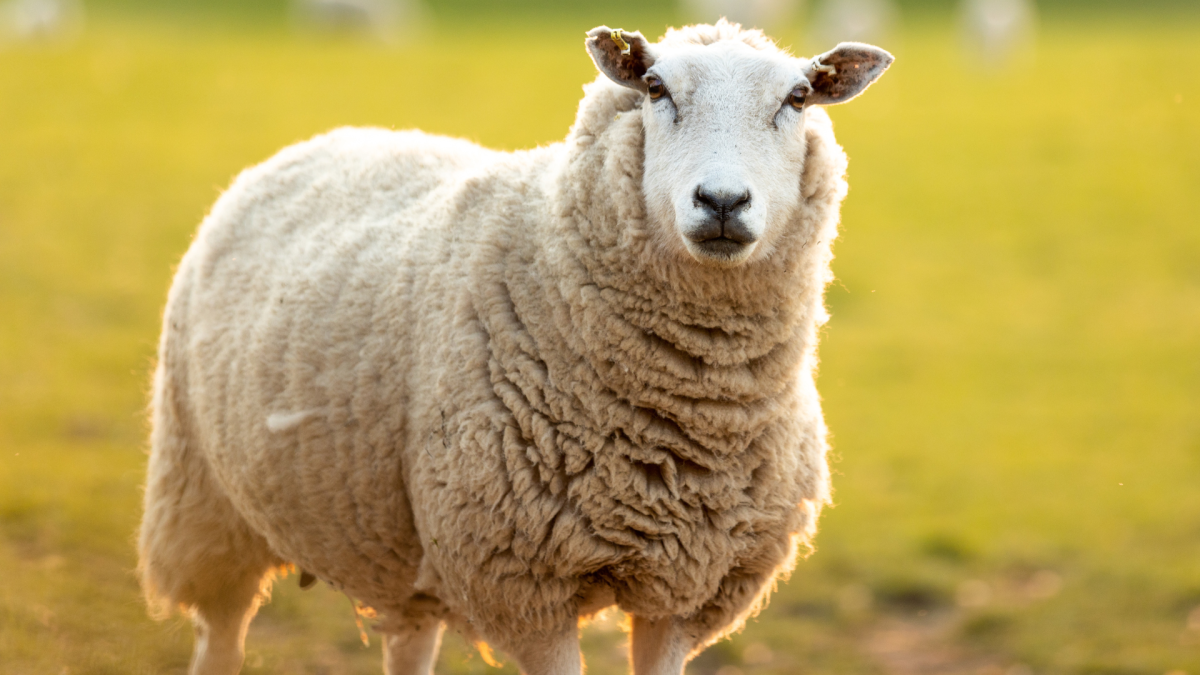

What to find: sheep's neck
left=523, top=218, right=819, bottom=461
left=476, top=107, right=830, bottom=466
left=538, top=109, right=825, bottom=449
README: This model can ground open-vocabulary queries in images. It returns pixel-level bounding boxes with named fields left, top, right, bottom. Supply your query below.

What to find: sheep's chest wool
left=139, top=20, right=892, bottom=675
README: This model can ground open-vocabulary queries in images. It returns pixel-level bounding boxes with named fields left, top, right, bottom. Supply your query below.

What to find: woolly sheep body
left=139, top=21, right=889, bottom=675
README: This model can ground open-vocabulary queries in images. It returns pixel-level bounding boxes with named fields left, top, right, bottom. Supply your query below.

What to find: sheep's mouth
left=685, top=237, right=757, bottom=267
left=680, top=216, right=759, bottom=266
left=695, top=238, right=750, bottom=257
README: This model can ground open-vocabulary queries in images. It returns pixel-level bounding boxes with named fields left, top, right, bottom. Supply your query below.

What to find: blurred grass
left=70, top=0, right=1200, bottom=26
left=1, top=10, right=1199, bottom=675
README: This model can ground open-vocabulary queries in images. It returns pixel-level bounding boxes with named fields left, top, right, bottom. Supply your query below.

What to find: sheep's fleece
left=139, top=20, right=890, bottom=671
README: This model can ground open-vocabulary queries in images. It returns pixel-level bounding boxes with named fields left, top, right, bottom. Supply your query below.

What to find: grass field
left=1, top=10, right=1198, bottom=675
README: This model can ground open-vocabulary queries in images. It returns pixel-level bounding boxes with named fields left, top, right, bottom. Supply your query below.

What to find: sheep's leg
left=507, top=628, right=583, bottom=675
left=189, top=597, right=261, bottom=675
left=383, top=621, right=444, bottom=675
left=630, top=615, right=690, bottom=675
left=181, top=540, right=276, bottom=675
left=140, top=360, right=280, bottom=675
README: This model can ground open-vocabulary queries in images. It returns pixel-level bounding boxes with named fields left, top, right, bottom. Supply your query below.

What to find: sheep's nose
left=687, top=186, right=757, bottom=247
left=694, top=187, right=751, bottom=221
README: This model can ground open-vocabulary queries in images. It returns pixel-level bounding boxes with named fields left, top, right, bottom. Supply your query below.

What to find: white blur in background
left=0, top=0, right=84, bottom=44
left=292, top=0, right=427, bottom=40
left=960, top=0, right=1037, bottom=66
left=680, top=0, right=801, bottom=31
left=807, top=0, right=897, bottom=48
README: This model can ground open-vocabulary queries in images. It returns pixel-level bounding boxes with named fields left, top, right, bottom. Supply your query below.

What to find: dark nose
left=690, top=187, right=755, bottom=245
left=694, top=187, right=751, bottom=222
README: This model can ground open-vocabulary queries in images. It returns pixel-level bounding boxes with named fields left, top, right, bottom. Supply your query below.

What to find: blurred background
left=0, top=0, right=1197, bottom=673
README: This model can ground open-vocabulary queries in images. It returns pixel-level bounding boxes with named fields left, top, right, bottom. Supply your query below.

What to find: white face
left=640, top=41, right=813, bottom=268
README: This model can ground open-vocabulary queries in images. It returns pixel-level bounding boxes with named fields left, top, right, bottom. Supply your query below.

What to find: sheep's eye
left=646, top=76, right=666, bottom=100
left=787, top=87, right=807, bottom=110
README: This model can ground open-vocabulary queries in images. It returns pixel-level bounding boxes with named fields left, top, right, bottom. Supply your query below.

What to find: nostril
left=695, top=187, right=752, bottom=219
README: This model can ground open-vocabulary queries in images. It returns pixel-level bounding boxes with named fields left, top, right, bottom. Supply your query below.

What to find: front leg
left=631, top=615, right=691, bottom=675
left=383, top=620, right=444, bottom=675
left=507, top=627, right=583, bottom=675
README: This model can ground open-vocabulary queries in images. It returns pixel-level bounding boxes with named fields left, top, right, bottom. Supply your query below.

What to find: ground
left=1, top=10, right=1199, bottom=675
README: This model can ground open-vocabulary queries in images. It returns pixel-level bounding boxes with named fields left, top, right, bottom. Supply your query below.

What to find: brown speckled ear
left=805, top=42, right=894, bottom=105
left=585, top=26, right=657, bottom=93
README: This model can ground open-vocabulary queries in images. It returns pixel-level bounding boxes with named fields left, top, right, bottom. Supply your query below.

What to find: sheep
left=137, top=19, right=892, bottom=675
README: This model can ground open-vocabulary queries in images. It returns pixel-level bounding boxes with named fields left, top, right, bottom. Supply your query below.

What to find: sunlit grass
left=1, top=13, right=1198, bottom=675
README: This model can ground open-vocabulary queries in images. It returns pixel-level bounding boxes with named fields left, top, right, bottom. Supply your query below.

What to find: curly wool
left=139, top=25, right=851, bottom=659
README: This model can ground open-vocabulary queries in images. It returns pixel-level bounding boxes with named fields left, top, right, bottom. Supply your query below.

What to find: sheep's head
left=586, top=23, right=893, bottom=268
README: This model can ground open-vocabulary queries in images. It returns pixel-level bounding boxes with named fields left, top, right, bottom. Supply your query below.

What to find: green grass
left=1, top=12, right=1198, bottom=675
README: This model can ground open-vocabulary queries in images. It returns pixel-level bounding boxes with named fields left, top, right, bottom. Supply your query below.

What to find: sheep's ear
left=586, top=26, right=657, bottom=92
left=804, top=42, right=894, bottom=105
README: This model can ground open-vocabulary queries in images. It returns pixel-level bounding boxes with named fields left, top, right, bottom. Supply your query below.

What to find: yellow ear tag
left=610, top=30, right=631, bottom=55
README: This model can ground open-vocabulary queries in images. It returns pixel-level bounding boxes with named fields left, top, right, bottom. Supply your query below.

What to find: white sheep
left=138, top=20, right=892, bottom=675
